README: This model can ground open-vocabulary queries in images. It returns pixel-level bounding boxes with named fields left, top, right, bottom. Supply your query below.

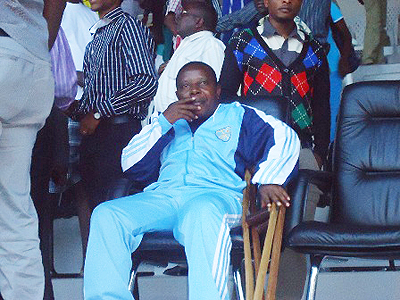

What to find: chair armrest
left=284, top=170, right=333, bottom=238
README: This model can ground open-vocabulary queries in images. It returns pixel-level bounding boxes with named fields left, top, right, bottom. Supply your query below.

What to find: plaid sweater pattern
left=229, top=28, right=325, bottom=135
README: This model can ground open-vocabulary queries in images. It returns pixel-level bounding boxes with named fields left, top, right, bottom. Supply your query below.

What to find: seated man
left=153, top=1, right=225, bottom=115
left=83, top=62, right=300, bottom=300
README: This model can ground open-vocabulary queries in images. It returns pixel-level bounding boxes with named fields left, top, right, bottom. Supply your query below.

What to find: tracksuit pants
left=84, top=186, right=242, bottom=300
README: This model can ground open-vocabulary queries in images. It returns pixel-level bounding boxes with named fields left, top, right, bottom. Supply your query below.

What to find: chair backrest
left=331, top=80, right=400, bottom=226
left=227, top=95, right=291, bottom=124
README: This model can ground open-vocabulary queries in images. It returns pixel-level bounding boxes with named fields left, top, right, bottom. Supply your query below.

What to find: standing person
left=84, top=61, right=300, bottom=300
left=0, top=0, right=65, bottom=299
left=219, top=0, right=330, bottom=298
left=61, top=0, right=99, bottom=267
left=152, top=1, right=225, bottom=114
left=73, top=0, right=158, bottom=209
left=30, top=26, right=78, bottom=300
left=358, top=0, right=390, bottom=64
left=218, top=0, right=332, bottom=49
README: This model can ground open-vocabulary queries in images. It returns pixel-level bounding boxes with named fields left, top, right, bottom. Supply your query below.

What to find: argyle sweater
left=220, top=27, right=330, bottom=159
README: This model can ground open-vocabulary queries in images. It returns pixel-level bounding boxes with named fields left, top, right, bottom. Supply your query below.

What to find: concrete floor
left=52, top=216, right=400, bottom=300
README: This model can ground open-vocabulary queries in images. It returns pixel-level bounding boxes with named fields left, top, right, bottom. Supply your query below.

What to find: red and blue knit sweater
left=220, top=27, right=330, bottom=160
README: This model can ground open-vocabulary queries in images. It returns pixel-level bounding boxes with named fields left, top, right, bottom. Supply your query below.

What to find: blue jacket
left=121, top=102, right=300, bottom=197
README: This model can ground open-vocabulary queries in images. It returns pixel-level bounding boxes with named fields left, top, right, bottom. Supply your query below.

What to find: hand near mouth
left=163, top=98, right=202, bottom=124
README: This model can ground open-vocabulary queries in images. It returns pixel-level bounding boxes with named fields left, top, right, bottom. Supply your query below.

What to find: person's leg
left=174, top=189, right=242, bottom=300
left=377, top=0, right=390, bottom=63
left=362, top=0, right=387, bottom=64
left=72, top=181, right=91, bottom=265
left=84, top=190, right=180, bottom=300
left=0, top=37, right=53, bottom=299
left=31, top=128, right=55, bottom=300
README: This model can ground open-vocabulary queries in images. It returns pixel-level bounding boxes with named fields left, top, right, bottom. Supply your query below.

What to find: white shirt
left=61, top=2, right=99, bottom=72
left=61, top=2, right=99, bottom=99
left=153, top=31, right=226, bottom=113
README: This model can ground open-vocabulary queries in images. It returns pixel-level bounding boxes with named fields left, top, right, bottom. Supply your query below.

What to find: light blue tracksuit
left=84, top=102, right=300, bottom=300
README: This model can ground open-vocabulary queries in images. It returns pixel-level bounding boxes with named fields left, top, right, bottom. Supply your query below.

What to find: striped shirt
left=77, top=7, right=157, bottom=119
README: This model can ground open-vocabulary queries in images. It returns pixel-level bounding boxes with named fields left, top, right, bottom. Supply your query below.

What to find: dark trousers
left=78, top=117, right=141, bottom=209
left=30, top=106, right=69, bottom=300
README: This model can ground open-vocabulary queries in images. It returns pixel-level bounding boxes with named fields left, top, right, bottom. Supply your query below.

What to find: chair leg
left=232, top=265, right=245, bottom=300
left=129, top=260, right=141, bottom=300
left=305, top=255, right=324, bottom=300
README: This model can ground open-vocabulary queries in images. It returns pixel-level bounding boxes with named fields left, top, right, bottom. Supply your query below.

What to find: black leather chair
left=108, top=95, right=293, bottom=300
left=287, top=80, right=400, bottom=300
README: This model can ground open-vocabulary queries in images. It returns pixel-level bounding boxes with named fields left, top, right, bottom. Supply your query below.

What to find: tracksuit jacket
left=121, top=101, right=300, bottom=195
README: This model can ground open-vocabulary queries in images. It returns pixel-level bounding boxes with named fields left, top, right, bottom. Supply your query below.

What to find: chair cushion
left=138, top=226, right=244, bottom=252
left=288, top=221, right=400, bottom=257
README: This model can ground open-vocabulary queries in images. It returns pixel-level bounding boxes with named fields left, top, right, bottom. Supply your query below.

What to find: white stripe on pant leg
left=212, top=214, right=242, bottom=299
left=212, top=221, right=230, bottom=299
left=218, top=229, right=231, bottom=297
left=211, top=213, right=242, bottom=278
left=220, top=241, right=232, bottom=300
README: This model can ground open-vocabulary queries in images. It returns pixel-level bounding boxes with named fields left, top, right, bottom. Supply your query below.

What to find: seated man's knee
left=90, top=201, right=115, bottom=225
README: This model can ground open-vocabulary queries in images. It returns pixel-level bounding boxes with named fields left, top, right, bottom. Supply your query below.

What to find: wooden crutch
left=249, top=185, right=262, bottom=277
left=242, top=170, right=286, bottom=300
left=253, top=203, right=279, bottom=300
left=266, top=206, right=286, bottom=300
left=242, top=170, right=255, bottom=300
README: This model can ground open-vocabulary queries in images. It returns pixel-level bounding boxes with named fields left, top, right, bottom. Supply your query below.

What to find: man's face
left=264, top=0, right=302, bottom=22
left=254, top=0, right=267, bottom=14
left=175, top=5, right=201, bottom=38
left=176, top=65, right=221, bottom=121
left=89, top=0, right=120, bottom=17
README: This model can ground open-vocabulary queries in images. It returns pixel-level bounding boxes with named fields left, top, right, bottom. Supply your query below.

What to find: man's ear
left=216, top=83, right=221, bottom=100
left=196, top=17, right=205, bottom=30
left=263, top=0, right=269, bottom=8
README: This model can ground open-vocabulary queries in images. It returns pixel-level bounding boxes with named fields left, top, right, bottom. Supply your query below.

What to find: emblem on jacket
left=215, top=126, right=231, bottom=142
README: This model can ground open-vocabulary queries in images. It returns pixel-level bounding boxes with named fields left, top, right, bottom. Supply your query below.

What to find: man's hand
left=259, top=184, right=290, bottom=209
left=64, top=100, right=79, bottom=118
left=51, top=165, right=68, bottom=187
left=80, top=112, right=101, bottom=135
left=163, top=98, right=201, bottom=124
left=338, top=56, right=352, bottom=77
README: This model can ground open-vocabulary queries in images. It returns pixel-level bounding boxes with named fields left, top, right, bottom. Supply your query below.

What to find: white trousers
left=0, top=37, right=54, bottom=299
left=84, top=187, right=242, bottom=300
